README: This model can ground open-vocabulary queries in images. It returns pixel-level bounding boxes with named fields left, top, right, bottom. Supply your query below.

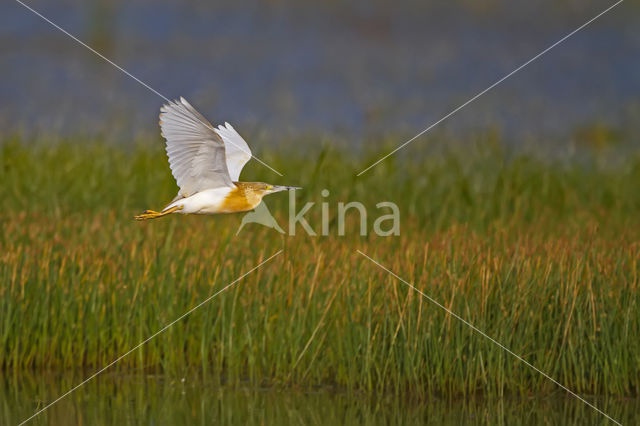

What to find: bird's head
left=255, top=183, right=302, bottom=196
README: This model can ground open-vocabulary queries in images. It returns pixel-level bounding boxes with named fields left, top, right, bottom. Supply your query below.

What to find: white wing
left=160, top=97, right=234, bottom=196
left=214, top=122, right=252, bottom=181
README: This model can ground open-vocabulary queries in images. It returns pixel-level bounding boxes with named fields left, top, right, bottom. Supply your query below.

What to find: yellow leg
left=134, top=205, right=183, bottom=221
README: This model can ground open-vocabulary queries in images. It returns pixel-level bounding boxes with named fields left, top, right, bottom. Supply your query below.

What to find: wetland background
left=2, top=0, right=640, bottom=424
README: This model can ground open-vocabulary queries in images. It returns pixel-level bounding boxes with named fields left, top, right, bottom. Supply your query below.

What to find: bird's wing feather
left=214, top=122, right=252, bottom=181
left=160, top=97, right=234, bottom=195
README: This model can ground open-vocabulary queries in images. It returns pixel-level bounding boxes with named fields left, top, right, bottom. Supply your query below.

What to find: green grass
left=1, top=136, right=639, bottom=398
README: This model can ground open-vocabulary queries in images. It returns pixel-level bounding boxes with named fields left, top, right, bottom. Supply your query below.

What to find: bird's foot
left=134, top=205, right=183, bottom=221
left=134, top=210, right=163, bottom=221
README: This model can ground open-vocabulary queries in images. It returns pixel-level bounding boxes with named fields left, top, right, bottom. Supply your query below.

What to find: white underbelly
left=165, top=187, right=234, bottom=215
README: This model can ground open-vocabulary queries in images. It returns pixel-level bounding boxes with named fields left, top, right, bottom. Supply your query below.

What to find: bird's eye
left=267, top=185, right=273, bottom=190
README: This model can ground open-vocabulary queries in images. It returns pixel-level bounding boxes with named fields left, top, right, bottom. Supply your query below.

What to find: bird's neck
left=221, top=182, right=264, bottom=212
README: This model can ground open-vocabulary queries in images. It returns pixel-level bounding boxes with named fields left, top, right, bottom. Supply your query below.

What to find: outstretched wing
left=160, top=97, right=234, bottom=196
left=214, top=122, right=252, bottom=181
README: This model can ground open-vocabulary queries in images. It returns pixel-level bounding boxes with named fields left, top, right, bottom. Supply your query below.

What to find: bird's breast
left=218, top=186, right=261, bottom=213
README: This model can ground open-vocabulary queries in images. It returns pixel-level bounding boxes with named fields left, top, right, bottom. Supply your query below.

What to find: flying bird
left=135, top=97, right=299, bottom=220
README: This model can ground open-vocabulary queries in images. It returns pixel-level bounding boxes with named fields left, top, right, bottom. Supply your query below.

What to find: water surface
left=3, top=373, right=639, bottom=425
left=2, top=0, right=638, bottom=144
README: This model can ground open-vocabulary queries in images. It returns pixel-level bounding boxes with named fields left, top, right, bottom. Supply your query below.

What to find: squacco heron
left=135, top=97, right=299, bottom=220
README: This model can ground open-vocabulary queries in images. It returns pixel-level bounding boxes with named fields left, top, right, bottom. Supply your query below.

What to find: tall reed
left=1, top=138, right=639, bottom=397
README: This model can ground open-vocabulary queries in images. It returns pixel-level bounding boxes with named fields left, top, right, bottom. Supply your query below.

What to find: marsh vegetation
left=1, top=137, right=638, bottom=403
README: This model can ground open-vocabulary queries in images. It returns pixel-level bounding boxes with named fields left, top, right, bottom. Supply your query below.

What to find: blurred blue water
left=1, top=0, right=638, bottom=146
